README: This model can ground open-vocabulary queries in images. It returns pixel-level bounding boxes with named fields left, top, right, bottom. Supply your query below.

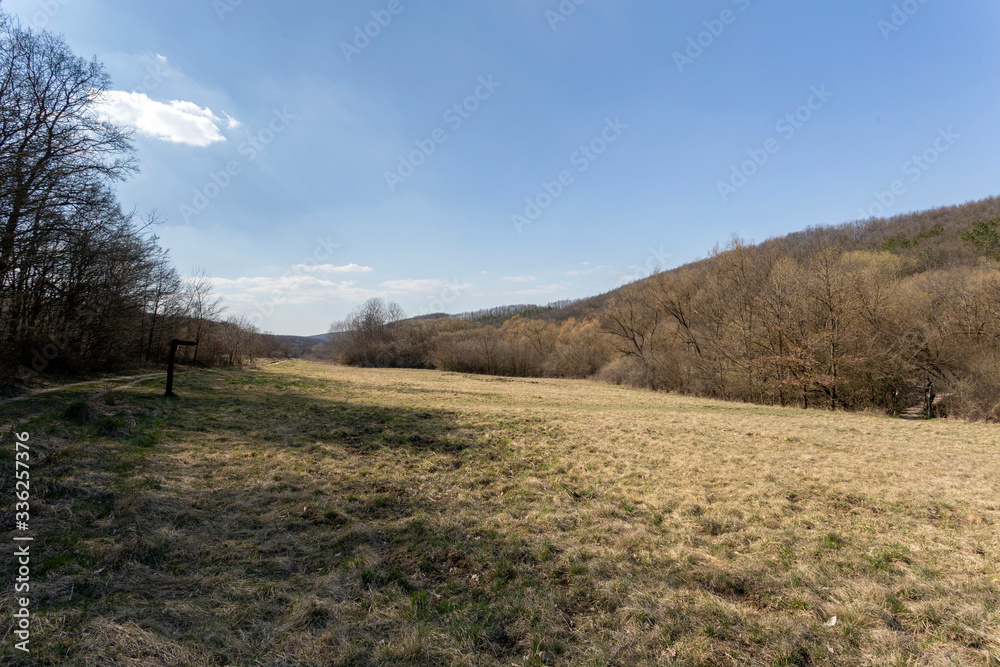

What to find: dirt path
left=0, top=372, right=181, bottom=433
left=0, top=372, right=172, bottom=407
left=1, top=361, right=279, bottom=428
left=899, top=393, right=951, bottom=420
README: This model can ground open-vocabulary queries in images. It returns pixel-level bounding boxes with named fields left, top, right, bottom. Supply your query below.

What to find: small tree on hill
left=960, top=218, right=1000, bottom=261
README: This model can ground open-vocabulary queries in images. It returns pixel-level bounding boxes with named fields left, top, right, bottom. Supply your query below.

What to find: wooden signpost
left=165, top=338, right=198, bottom=397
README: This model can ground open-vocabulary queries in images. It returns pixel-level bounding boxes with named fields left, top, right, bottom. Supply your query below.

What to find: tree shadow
left=1, top=374, right=539, bottom=665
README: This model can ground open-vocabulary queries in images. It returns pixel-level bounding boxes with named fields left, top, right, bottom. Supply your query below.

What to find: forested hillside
left=332, top=198, right=1000, bottom=421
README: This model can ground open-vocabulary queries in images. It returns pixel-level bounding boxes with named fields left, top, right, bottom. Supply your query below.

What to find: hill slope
left=538, top=195, right=1000, bottom=323
left=401, top=196, right=1000, bottom=329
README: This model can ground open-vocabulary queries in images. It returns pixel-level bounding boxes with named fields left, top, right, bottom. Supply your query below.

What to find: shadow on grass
left=0, top=369, right=548, bottom=666
left=171, top=370, right=476, bottom=453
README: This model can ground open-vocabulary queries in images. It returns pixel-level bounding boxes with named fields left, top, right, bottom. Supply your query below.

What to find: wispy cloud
left=97, top=91, right=233, bottom=147
left=221, top=111, right=243, bottom=130
left=564, top=264, right=613, bottom=276
left=504, top=283, right=567, bottom=296
left=294, top=263, right=373, bottom=274
left=380, top=279, right=474, bottom=293
left=207, top=274, right=474, bottom=307
left=207, top=275, right=381, bottom=304
left=500, top=275, right=536, bottom=283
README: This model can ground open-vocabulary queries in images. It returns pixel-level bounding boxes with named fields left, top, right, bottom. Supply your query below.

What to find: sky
left=4, top=0, right=999, bottom=335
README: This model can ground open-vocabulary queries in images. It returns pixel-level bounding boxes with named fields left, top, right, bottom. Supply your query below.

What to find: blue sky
left=6, top=0, right=999, bottom=335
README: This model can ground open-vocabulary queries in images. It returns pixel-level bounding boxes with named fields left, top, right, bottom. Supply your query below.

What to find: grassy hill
left=3, top=361, right=997, bottom=665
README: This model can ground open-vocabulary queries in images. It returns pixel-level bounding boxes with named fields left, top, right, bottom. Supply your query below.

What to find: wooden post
left=165, top=338, right=198, bottom=397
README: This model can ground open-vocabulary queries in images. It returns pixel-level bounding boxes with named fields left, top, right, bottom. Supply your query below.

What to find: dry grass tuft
left=77, top=619, right=205, bottom=666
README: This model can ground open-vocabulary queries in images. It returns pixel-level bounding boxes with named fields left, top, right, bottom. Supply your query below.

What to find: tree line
left=0, top=14, right=266, bottom=391
left=331, top=297, right=613, bottom=377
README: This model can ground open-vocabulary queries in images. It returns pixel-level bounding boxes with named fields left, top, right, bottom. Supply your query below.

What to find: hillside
left=401, top=196, right=1000, bottom=331
left=538, top=195, right=1000, bottom=324
left=336, top=195, right=1000, bottom=421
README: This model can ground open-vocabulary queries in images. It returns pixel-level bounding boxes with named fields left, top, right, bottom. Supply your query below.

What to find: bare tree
left=183, top=267, right=224, bottom=363
left=0, top=12, right=144, bottom=374
left=331, top=298, right=405, bottom=366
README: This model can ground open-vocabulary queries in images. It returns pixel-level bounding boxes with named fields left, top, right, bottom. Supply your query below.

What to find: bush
left=593, top=356, right=652, bottom=388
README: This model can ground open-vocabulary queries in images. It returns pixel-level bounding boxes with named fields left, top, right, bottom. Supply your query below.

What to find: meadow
left=1, top=360, right=998, bottom=665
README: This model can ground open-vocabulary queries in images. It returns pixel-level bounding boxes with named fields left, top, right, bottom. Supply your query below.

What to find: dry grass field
left=1, top=360, right=998, bottom=666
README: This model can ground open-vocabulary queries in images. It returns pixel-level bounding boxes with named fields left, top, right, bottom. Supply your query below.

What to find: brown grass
left=1, top=361, right=998, bottom=665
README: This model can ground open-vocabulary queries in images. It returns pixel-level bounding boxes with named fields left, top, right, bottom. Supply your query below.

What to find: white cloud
left=500, top=275, right=536, bottom=283
left=207, top=276, right=382, bottom=304
left=97, top=91, right=231, bottom=147
left=205, top=274, right=474, bottom=307
left=294, top=263, right=373, bottom=274
left=222, top=111, right=243, bottom=130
